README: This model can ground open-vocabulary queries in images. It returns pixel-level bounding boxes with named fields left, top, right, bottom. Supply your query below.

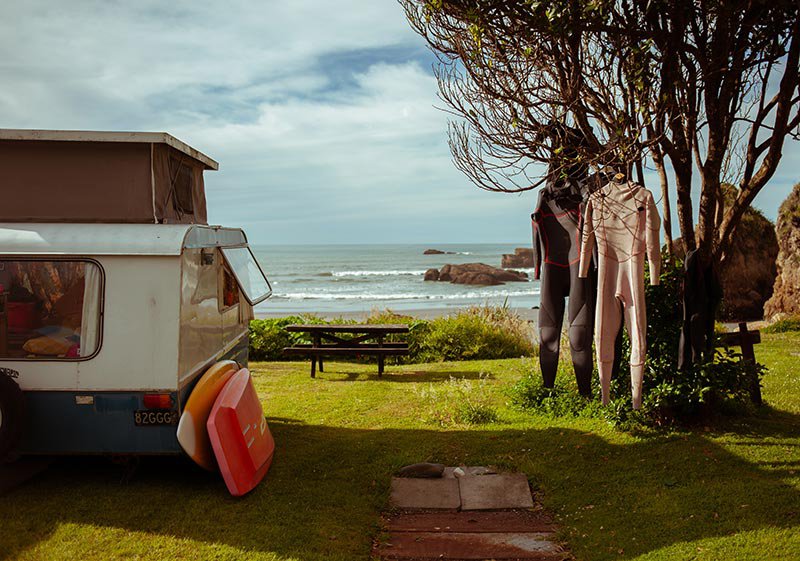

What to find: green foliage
left=248, top=315, right=310, bottom=361
left=763, top=315, right=800, bottom=334
left=417, top=374, right=499, bottom=426
left=248, top=305, right=535, bottom=363
left=413, top=305, right=535, bottom=363
left=509, top=370, right=601, bottom=419
left=511, top=254, right=768, bottom=429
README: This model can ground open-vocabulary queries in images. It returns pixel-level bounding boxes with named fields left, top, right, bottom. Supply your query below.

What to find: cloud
left=1, top=0, right=794, bottom=245
left=0, top=0, right=537, bottom=244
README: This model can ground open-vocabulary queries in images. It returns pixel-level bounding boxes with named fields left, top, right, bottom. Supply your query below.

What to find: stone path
left=377, top=467, right=568, bottom=560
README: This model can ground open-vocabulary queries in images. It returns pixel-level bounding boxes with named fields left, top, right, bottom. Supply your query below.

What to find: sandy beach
left=255, top=306, right=539, bottom=322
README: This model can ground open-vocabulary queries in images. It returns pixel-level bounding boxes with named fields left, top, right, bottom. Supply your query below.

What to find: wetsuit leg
left=595, top=260, right=623, bottom=405
left=624, top=259, right=648, bottom=409
left=539, top=265, right=567, bottom=389
left=611, top=301, right=626, bottom=381
left=567, top=263, right=594, bottom=397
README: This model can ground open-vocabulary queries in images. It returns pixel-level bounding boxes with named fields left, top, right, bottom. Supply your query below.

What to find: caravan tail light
left=143, top=393, right=174, bottom=409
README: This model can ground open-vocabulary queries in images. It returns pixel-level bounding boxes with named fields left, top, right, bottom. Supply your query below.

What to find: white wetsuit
left=578, top=180, right=661, bottom=409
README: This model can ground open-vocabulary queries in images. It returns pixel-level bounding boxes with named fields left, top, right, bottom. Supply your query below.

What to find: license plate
left=134, top=409, right=178, bottom=426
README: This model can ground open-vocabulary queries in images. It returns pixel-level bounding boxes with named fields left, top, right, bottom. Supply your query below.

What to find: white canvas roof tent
left=0, top=129, right=218, bottom=224
left=0, top=131, right=272, bottom=456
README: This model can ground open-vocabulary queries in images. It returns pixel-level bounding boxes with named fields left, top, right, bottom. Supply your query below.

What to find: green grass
left=2, top=334, right=800, bottom=560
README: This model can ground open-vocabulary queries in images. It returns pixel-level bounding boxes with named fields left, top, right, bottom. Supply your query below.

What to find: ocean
left=252, top=243, right=540, bottom=316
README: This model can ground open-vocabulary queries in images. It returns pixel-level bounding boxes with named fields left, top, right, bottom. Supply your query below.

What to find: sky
left=1, top=1, right=797, bottom=245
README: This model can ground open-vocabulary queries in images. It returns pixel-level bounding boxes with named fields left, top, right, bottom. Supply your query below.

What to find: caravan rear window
left=220, top=247, right=272, bottom=305
left=0, top=260, right=103, bottom=360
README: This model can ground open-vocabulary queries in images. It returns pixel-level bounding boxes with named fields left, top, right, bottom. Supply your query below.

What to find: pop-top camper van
left=0, top=130, right=271, bottom=460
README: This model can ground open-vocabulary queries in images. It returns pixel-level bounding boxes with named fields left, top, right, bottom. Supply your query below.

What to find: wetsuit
left=532, top=184, right=596, bottom=396
left=678, top=249, right=722, bottom=370
left=579, top=180, right=661, bottom=409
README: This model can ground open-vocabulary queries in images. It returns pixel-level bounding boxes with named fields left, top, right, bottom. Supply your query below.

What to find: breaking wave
left=330, top=270, right=427, bottom=277
left=273, top=289, right=538, bottom=301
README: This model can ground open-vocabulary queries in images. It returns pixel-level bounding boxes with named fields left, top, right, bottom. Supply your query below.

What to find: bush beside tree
left=509, top=254, right=767, bottom=428
left=248, top=305, right=535, bottom=363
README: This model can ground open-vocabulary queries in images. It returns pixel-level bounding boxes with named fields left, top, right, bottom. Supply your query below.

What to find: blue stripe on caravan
left=18, top=337, right=249, bottom=456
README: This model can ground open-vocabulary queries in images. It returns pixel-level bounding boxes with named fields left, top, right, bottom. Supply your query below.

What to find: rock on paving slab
left=380, top=467, right=568, bottom=560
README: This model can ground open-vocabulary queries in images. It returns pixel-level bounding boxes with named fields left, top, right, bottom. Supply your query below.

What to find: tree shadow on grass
left=319, top=369, right=493, bottom=383
left=1, top=417, right=799, bottom=560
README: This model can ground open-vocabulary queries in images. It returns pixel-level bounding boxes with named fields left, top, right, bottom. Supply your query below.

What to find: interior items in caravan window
left=221, top=264, right=240, bottom=309
left=0, top=260, right=102, bottom=359
left=579, top=178, right=661, bottom=409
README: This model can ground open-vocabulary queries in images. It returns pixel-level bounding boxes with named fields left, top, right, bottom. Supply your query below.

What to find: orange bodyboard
left=177, top=360, right=238, bottom=471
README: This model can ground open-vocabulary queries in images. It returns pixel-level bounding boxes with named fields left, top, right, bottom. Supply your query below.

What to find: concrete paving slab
left=390, top=477, right=461, bottom=510
left=379, top=531, right=565, bottom=560
left=384, top=509, right=557, bottom=533
left=459, top=473, right=534, bottom=510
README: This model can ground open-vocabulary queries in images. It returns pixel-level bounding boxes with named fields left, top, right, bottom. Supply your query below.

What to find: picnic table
left=282, top=324, right=410, bottom=378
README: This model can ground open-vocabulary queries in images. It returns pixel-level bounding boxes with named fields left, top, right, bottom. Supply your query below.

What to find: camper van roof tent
left=0, top=129, right=217, bottom=225
left=0, top=223, right=247, bottom=256
left=0, top=129, right=218, bottom=170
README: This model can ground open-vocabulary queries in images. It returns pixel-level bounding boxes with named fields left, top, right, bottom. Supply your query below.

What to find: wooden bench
left=715, top=322, right=762, bottom=406
left=283, top=324, right=410, bottom=378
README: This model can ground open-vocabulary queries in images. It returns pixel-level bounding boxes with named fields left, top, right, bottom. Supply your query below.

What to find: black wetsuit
left=531, top=184, right=596, bottom=396
left=678, top=249, right=722, bottom=370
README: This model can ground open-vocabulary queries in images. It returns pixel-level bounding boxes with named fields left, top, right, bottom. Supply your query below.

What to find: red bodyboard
left=207, top=368, right=275, bottom=496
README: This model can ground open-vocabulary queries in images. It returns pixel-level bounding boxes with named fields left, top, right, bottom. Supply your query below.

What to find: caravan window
left=0, top=260, right=103, bottom=360
left=219, top=247, right=271, bottom=305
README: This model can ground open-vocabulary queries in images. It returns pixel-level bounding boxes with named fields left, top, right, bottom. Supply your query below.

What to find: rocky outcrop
left=424, top=263, right=528, bottom=286
left=674, top=188, right=778, bottom=320
left=501, top=247, right=534, bottom=268
left=423, top=249, right=454, bottom=255
left=765, top=183, right=800, bottom=319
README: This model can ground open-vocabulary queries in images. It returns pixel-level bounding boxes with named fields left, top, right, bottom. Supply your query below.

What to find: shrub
left=414, top=305, right=535, bottom=362
left=510, top=253, right=768, bottom=429
left=248, top=305, right=535, bottom=363
left=509, top=370, right=602, bottom=419
left=763, top=315, right=800, bottom=333
left=248, top=315, right=327, bottom=361
left=417, top=374, right=499, bottom=426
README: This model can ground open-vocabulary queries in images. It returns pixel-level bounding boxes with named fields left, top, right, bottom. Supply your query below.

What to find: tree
left=401, top=0, right=800, bottom=263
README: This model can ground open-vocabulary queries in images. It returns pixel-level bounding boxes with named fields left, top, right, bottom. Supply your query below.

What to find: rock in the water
left=765, top=183, right=800, bottom=319
left=423, top=263, right=528, bottom=286
left=423, top=268, right=440, bottom=281
left=501, top=247, right=534, bottom=268
left=424, top=249, right=454, bottom=255
left=397, top=463, right=446, bottom=478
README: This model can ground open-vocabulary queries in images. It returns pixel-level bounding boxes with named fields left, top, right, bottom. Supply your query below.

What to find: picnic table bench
left=282, top=324, right=410, bottom=378
left=715, top=322, right=762, bottom=406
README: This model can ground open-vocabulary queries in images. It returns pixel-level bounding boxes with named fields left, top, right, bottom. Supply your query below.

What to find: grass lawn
left=2, top=333, right=800, bottom=561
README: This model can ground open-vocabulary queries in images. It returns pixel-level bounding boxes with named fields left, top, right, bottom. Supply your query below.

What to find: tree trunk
left=674, top=161, right=695, bottom=252
left=652, top=147, right=674, bottom=255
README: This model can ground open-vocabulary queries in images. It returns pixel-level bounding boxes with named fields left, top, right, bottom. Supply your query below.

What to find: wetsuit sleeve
left=646, top=189, right=662, bottom=285
left=578, top=197, right=595, bottom=279
left=531, top=216, right=543, bottom=280
left=531, top=191, right=544, bottom=280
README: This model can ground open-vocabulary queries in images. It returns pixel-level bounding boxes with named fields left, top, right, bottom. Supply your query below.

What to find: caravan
left=0, top=130, right=271, bottom=459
